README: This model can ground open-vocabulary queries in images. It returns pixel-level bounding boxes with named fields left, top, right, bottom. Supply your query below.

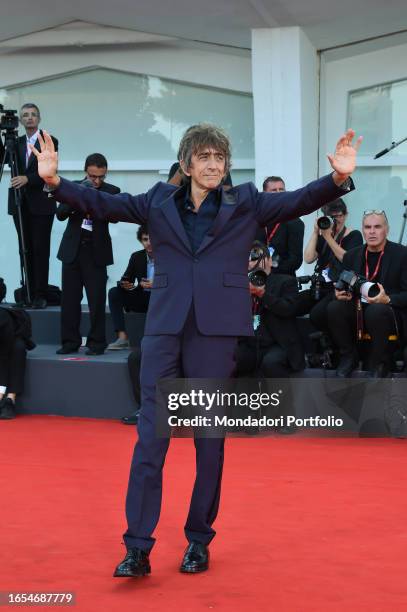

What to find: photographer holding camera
left=235, top=242, right=304, bottom=379
left=298, top=199, right=363, bottom=332
left=326, top=211, right=407, bottom=377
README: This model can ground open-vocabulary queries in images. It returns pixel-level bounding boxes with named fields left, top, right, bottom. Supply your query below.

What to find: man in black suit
left=327, top=211, right=407, bottom=377
left=107, top=225, right=153, bottom=351
left=56, top=153, right=120, bottom=355
left=8, top=103, right=59, bottom=308
left=256, top=176, right=304, bottom=276
left=235, top=243, right=304, bottom=379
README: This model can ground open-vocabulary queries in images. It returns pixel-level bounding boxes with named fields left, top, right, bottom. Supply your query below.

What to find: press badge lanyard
left=266, top=223, right=281, bottom=243
left=365, top=248, right=384, bottom=281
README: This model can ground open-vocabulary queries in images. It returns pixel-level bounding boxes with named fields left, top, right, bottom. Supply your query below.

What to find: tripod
left=398, top=200, right=407, bottom=245
left=0, top=127, right=32, bottom=305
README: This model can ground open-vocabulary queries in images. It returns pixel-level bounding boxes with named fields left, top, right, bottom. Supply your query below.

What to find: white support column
left=251, top=27, right=319, bottom=191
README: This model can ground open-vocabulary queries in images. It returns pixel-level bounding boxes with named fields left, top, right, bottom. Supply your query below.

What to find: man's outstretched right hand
left=29, top=130, right=60, bottom=187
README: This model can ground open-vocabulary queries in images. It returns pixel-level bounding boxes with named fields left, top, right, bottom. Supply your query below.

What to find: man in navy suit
left=32, top=124, right=361, bottom=577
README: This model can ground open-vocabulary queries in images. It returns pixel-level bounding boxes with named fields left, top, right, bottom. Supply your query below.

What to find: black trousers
left=127, top=348, right=141, bottom=407
left=0, top=310, right=26, bottom=394
left=327, top=300, right=398, bottom=369
left=235, top=339, right=292, bottom=378
left=108, top=286, right=150, bottom=332
left=61, top=241, right=107, bottom=350
left=13, top=209, right=54, bottom=300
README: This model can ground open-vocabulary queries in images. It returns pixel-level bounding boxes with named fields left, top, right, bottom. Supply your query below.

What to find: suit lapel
left=195, top=188, right=238, bottom=255
left=160, top=185, right=192, bottom=253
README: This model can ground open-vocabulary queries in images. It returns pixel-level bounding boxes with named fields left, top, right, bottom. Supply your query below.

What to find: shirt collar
left=26, top=130, right=40, bottom=144
left=183, top=184, right=223, bottom=211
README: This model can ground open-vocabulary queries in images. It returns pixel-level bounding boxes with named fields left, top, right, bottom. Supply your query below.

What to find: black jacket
left=120, top=249, right=149, bottom=287
left=56, top=181, right=120, bottom=266
left=0, top=306, right=36, bottom=350
left=256, top=273, right=305, bottom=371
left=7, top=130, right=59, bottom=216
left=342, top=240, right=407, bottom=340
left=256, top=219, right=305, bottom=275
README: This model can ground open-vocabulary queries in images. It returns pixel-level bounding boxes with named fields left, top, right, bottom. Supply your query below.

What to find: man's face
left=86, top=165, right=107, bottom=189
left=140, top=233, right=152, bottom=256
left=264, top=180, right=285, bottom=193
left=181, top=148, right=226, bottom=190
left=362, top=214, right=388, bottom=249
left=20, top=107, right=40, bottom=132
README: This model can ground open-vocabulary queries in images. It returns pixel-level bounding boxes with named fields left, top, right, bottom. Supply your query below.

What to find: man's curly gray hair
left=177, top=123, right=232, bottom=175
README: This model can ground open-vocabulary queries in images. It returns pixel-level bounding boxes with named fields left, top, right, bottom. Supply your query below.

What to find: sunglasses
left=363, top=209, right=388, bottom=220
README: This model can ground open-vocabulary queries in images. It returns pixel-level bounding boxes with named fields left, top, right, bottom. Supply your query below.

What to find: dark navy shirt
left=177, top=187, right=222, bottom=253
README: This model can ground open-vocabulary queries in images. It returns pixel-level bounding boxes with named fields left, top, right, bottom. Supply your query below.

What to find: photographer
left=7, top=103, right=59, bottom=309
left=298, top=199, right=363, bottom=332
left=56, top=153, right=120, bottom=355
left=235, top=242, right=304, bottom=379
left=0, top=278, right=35, bottom=419
left=107, top=226, right=153, bottom=350
left=256, top=176, right=305, bottom=276
left=327, top=211, right=407, bottom=377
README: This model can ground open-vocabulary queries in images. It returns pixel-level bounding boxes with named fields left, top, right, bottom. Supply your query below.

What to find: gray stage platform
left=13, top=306, right=405, bottom=420
left=12, top=306, right=146, bottom=419
left=27, top=305, right=146, bottom=347
left=21, top=344, right=137, bottom=419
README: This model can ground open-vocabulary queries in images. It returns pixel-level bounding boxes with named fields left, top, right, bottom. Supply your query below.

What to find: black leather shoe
left=56, top=345, right=80, bottom=355
left=32, top=297, right=47, bottom=309
left=113, top=548, right=151, bottom=577
left=336, top=352, right=358, bottom=377
left=121, top=409, right=141, bottom=425
left=85, top=348, right=105, bottom=356
left=180, top=542, right=209, bottom=573
left=0, top=398, right=16, bottom=420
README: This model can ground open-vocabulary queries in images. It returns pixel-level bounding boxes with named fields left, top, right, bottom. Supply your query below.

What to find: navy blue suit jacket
left=53, top=175, right=353, bottom=336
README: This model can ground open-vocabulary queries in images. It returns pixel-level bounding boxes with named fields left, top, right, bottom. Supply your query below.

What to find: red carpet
left=1, top=416, right=406, bottom=611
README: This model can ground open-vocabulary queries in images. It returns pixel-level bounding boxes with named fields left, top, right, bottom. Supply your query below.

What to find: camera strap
left=365, top=248, right=384, bottom=281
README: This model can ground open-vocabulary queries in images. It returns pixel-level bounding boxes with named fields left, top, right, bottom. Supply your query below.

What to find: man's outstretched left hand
left=328, top=129, right=363, bottom=185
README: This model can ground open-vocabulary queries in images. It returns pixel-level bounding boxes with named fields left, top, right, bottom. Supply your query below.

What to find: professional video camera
left=0, top=105, right=19, bottom=132
left=248, top=242, right=269, bottom=287
left=335, top=270, right=380, bottom=299
left=0, top=105, right=33, bottom=304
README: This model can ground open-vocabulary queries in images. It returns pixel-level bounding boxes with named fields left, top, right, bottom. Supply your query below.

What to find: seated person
left=0, top=279, right=36, bottom=419
left=107, top=226, right=153, bottom=350
left=327, top=211, right=407, bottom=377
left=255, top=176, right=304, bottom=276
left=298, top=198, right=363, bottom=333
left=121, top=347, right=142, bottom=425
left=235, top=242, right=305, bottom=379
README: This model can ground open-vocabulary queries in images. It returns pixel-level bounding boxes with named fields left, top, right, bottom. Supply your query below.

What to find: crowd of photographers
left=1, top=103, right=407, bottom=426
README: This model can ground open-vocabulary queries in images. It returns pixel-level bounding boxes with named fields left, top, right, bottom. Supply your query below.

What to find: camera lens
left=317, top=216, right=331, bottom=230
